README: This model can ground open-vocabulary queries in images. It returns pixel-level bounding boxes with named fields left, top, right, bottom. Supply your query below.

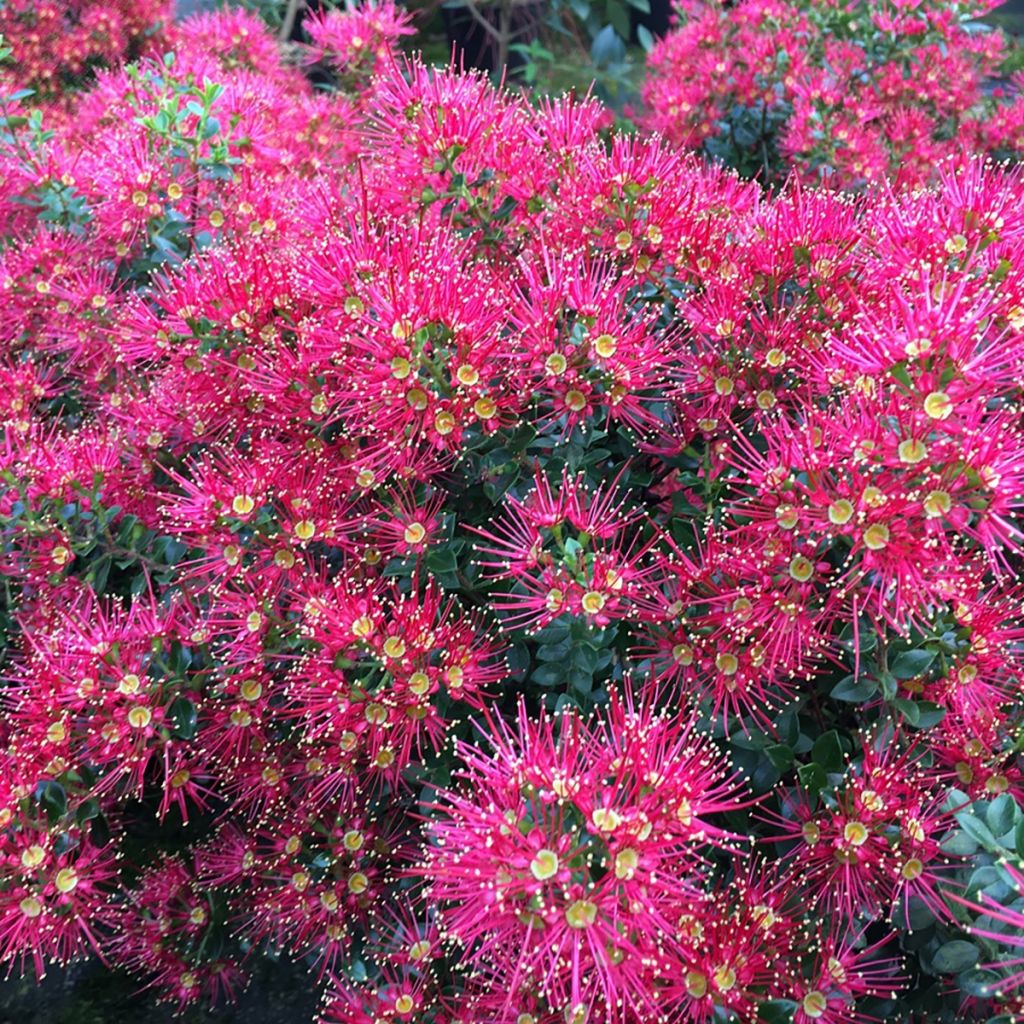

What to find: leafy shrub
left=641, top=0, right=1024, bottom=188
left=0, top=0, right=174, bottom=105
left=0, top=6, right=1023, bottom=1023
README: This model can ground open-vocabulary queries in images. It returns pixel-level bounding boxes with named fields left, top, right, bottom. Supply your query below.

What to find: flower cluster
left=641, top=0, right=1024, bottom=189
left=0, top=4, right=1022, bottom=1022
left=0, top=0, right=172, bottom=105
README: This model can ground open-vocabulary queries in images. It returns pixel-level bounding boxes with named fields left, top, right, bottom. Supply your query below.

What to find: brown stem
left=279, top=0, right=305, bottom=42
left=460, top=0, right=502, bottom=43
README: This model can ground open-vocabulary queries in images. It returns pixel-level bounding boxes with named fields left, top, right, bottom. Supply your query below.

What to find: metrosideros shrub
left=1, top=5, right=1023, bottom=1023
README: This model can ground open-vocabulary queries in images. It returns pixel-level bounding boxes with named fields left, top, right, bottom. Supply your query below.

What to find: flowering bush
left=641, top=0, right=1024, bottom=189
left=1, top=5, right=1024, bottom=1023
left=0, top=0, right=173, bottom=106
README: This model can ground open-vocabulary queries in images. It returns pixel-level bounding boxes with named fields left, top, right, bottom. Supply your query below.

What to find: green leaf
left=958, top=967, right=1003, bottom=999
left=531, top=663, right=565, bottom=687
left=941, top=831, right=978, bottom=857
left=956, top=813, right=997, bottom=850
left=893, top=698, right=921, bottom=726
left=765, top=744, right=794, bottom=771
left=34, top=780, right=67, bottom=823
left=75, top=798, right=101, bottom=826
left=878, top=671, right=898, bottom=700
left=915, top=702, right=947, bottom=729
left=537, top=640, right=572, bottom=662
left=811, top=730, right=844, bottom=774
left=168, top=696, right=198, bottom=740
left=758, top=999, right=799, bottom=1024
left=986, top=793, right=1017, bottom=838
left=569, top=669, right=594, bottom=694
left=890, top=649, right=936, bottom=679
left=932, top=940, right=979, bottom=974
left=797, top=762, right=827, bottom=793
left=830, top=674, right=877, bottom=702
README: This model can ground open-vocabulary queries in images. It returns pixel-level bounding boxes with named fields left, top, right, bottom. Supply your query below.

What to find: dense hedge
left=0, top=5, right=1023, bottom=1023
left=642, top=0, right=1024, bottom=188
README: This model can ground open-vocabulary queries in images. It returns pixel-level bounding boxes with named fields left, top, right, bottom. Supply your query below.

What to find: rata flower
left=767, top=737, right=960, bottom=924
left=416, top=691, right=751, bottom=1020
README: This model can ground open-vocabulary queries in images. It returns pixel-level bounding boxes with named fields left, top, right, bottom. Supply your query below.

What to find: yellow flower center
left=862, top=523, right=890, bottom=550
left=364, top=703, right=388, bottom=725
left=843, top=821, right=869, bottom=847
left=985, top=774, right=1009, bottom=794
left=685, top=971, right=708, bottom=998
left=676, top=798, right=693, bottom=827
left=591, top=807, right=622, bottom=833
left=898, top=438, right=928, bottom=465
left=403, top=522, right=426, bottom=545
left=231, top=494, right=256, bottom=515
left=530, top=849, right=560, bottom=881
left=789, top=555, right=814, bottom=582
left=383, top=637, right=406, bottom=659
left=565, top=390, right=587, bottom=413
left=408, top=672, right=430, bottom=696
left=240, top=679, right=263, bottom=701
left=713, top=965, right=737, bottom=992
left=716, top=652, right=738, bottom=676
left=20, top=896, right=43, bottom=918
left=128, top=706, right=152, bottom=729
left=614, top=849, right=639, bottom=880
left=776, top=505, right=799, bottom=530
left=828, top=499, right=854, bottom=525
left=901, top=858, right=924, bottom=881
left=923, top=490, right=951, bottom=519
left=22, top=845, right=46, bottom=869
left=673, top=643, right=694, bottom=665
left=923, top=391, right=953, bottom=420
left=802, top=991, right=828, bottom=1018
left=565, top=899, right=598, bottom=929
left=545, top=353, right=567, bottom=376
left=474, top=396, right=497, bottom=419
left=860, top=789, right=884, bottom=812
